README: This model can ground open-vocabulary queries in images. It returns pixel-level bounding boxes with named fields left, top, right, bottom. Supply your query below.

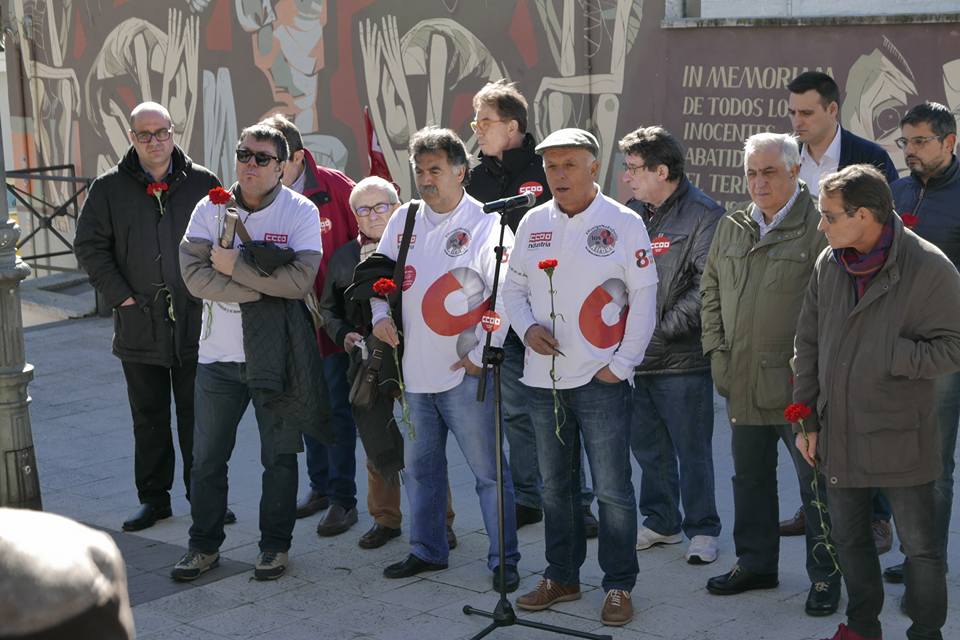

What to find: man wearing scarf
left=792, top=164, right=960, bottom=640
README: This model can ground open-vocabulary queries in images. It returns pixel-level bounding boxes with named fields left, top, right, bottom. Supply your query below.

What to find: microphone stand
left=463, top=200, right=611, bottom=640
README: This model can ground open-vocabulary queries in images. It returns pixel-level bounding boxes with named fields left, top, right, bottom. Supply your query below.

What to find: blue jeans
left=934, top=370, right=960, bottom=556
left=501, top=332, right=594, bottom=509
left=303, top=352, right=357, bottom=509
left=630, top=371, right=720, bottom=538
left=528, top=378, right=638, bottom=592
left=189, top=362, right=298, bottom=553
left=402, top=372, right=520, bottom=570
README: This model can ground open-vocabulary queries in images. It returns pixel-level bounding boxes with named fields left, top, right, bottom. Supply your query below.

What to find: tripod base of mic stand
left=463, top=597, right=613, bottom=640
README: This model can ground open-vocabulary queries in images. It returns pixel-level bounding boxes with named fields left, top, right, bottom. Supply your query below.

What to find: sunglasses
left=132, top=128, right=172, bottom=143
left=236, top=149, right=280, bottom=166
left=354, top=202, right=396, bottom=217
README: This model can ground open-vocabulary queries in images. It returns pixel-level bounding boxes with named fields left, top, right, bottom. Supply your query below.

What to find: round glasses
left=354, top=202, right=396, bottom=217
left=132, top=128, right=172, bottom=143
left=236, top=148, right=280, bottom=166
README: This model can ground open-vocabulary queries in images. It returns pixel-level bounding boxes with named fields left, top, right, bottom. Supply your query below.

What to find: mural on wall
left=4, top=0, right=960, bottom=231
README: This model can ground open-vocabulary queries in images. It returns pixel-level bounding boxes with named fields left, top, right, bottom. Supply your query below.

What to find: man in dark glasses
left=75, top=101, right=221, bottom=534
left=176, top=123, right=325, bottom=582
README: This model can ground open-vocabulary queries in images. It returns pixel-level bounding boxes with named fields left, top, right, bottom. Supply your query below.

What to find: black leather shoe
left=358, top=523, right=402, bottom=549
left=706, top=565, right=778, bottom=595
left=583, top=506, right=599, bottom=539
left=122, top=504, right=172, bottom=532
left=516, top=504, right=543, bottom=528
left=383, top=554, right=447, bottom=579
left=492, top=564, right=520, bottom=593
left=316, top=504, right=358, bottom=537
left=805, top=581, right=840, bottom=616
left=223, top=508, right=237, bottom=525
left=447, top=526, right=458, bottom=550
left=295, top=490, right=329, bottom=519
left=883, top=562, right=904, bottom=584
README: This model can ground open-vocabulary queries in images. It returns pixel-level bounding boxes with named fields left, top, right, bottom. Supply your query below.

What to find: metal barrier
left=6, top=164, right=91, bottom=271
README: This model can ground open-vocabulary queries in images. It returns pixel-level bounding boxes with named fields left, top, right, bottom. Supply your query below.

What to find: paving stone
left=371, top=578, right=479, bottom=613
left=189, top=603, right=306, bottom=637
left=136, top=586, right=246, bottom=623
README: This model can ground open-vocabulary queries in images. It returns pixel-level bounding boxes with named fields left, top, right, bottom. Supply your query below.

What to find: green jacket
left=792, top=216, right=960, bottom=487
left=700, top=184, right=827, bottom=425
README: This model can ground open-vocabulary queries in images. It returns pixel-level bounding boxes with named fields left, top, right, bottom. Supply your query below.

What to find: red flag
left=364, top=106, right=400, bottom=197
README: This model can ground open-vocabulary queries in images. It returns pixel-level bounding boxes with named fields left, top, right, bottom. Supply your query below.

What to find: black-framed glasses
left=132, top=128, right=172, bottom=143
left=894, top=135, right=943, bottom=149
left=621, top=162, right=646, bottom=176
left=236, top=148, right=280, bottom=166
left=354, top=202, right=396, bottom=217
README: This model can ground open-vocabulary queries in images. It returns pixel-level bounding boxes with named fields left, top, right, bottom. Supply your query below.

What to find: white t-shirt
left=184, top=186, right=323, bottom=364
left=371, top=192, right=514, bottom=394
left=503, top=188, right=658, bottom=389
left=799, top=125, right=841, bottom=198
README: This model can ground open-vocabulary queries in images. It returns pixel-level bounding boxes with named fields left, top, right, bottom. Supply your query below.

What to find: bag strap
left=389, top=200, right=419, bottom=304
left=234, top=209, right=253, bottom=245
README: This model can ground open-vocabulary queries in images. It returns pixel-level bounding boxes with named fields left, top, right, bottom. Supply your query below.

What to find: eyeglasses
left=621, top=162, right=647, bottom=176
left=236, top=148, right=280, bottom=166
left=354, top=202, right=396, bottom=217
left=132, top=128, right=172, bottom=143
left=470, top=118, right=506, bottom=133
left=894, top=135, right=943, bottom=149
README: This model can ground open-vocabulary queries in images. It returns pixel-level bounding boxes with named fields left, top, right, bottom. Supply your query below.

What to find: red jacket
left=301, top=149, right=358, bottom=356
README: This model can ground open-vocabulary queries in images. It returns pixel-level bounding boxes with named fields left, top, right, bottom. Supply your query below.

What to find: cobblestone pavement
left=25, top=317, right=959, bottom=639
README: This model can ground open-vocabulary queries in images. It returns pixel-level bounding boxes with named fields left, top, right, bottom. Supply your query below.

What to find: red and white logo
left=518, top=182, right=544, bottom=198
left=264, top=233, right=288, bottom=243
left=651, top=235, right=671, bottom=256
left=402, top=265, right=417, bottom=291
left=480, top=310, right=502, bottom=332
left=397, top=233, right=417, bottom=248
left=319, top=217, right=333, bottom=235
left=579, top=278, right=629, bottom=349
left=528, top=231, right=552, bottom=249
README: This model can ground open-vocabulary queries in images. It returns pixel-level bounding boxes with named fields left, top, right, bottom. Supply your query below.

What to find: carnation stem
left=799, top=419, right=841, bottom=576
left=546, top=269, right=564, bottom=443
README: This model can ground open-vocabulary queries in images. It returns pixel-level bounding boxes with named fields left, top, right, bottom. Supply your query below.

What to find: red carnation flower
left=538, top=258, right=558, bottom=270
left=784, top=402, right=812, bottom=423
left=146, top=182, right=169, bottom=197
left=372, top=277, right=398, bottom=297
left=901, top=213, right=919, bottom=229
left=209, top=186, right=232, bottom=205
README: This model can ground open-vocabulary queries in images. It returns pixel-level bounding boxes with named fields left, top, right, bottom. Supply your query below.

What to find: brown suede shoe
left=779, top=506, right=805, bottom=537
left=600, top=589, right=633, bottom=626
left=295, top=490, right=329, bottom=519
left=515, top=578, right=581, bottom=611
left=872, top=519, right=893, bottom=555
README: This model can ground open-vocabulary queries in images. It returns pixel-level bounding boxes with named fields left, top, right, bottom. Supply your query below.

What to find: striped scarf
left=834, top=220, right=894, bottom=300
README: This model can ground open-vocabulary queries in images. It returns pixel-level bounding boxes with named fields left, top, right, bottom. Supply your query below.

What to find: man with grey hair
left=700, top=133, right=838, bottom=615
left=75, top=101, right=222, bottom=533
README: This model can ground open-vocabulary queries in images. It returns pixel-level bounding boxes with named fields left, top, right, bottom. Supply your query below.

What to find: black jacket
left=74, top=146, right=219, bottom=367
left=628, top=177, right=724, bottom=375
left=891, top=155, right=960, bottom=269
left=835, top=128, right=899, bottom=183
left=319, top=240, right=367, bottom=349
left=466, top=133, right=551, bottom=232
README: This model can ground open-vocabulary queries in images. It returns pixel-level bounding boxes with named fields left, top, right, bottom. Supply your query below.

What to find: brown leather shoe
left=316, top=504, right=358, bottom=537
left=295, top=490, right=329, bottom=519
left=600, top=589, right=633, bottom=626
left=872, top=519, right=893, bottom=555
left=358, top=523, right=401, bottom=549
left=515, top=578, right=581, bottom=611
left=779, top=506, right=805, bottom=537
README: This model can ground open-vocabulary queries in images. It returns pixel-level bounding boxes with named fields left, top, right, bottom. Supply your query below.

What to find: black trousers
left=121, top=359, right=196, bottom=507
left=828, top=483, right=946, bottom=640
left=731, top=423, right=838, bottom=583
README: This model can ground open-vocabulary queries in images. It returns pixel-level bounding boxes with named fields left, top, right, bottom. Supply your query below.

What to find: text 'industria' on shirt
left=185, top=186, right=323, bottom=364
left=503, top=188, right=659, bottom=389
left=371, top=192, right=514, bottom=394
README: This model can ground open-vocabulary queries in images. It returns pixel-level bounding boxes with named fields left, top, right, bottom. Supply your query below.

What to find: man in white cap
left=503, top=128, right=658, bottom=626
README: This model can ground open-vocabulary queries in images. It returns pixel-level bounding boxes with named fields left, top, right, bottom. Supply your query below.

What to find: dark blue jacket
left=837, top=127, right=899, bottom=183
left=891, top=155, right=960, bottom=269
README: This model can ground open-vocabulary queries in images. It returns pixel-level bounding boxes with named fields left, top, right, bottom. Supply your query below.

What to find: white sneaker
left=685, top=535, right=719, bottom=564
left=635, top=525, right=683, bottom=550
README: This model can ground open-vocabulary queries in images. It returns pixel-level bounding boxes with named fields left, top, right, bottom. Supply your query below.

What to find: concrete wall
left=701, top=0, right=960, bottom=18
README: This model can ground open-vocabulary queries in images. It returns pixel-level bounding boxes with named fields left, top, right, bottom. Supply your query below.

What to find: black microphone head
left=522, top=190, right=536, bottom=207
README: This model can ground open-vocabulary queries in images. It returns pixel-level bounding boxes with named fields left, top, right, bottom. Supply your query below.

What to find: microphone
left=482, top=191, right=536, bottom=213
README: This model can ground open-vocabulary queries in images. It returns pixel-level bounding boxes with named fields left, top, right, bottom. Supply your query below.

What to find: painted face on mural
left=543, top=147, right=599, bottom=215
left=745, top=145, right=800, bottom=218
left=236, top=135, right=284, bottom=199
left=129, top=109, right=175, bottom=172
left=788, top=90, right=839, bottom=148
left=413, top=150, right=466, bottom=214
left=900, top=121, right=956, bottom=181
left=351, top=186, right=398, bottom=241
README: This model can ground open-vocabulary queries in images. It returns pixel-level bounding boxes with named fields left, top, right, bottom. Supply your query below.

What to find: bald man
left=75, top=101, right=224, bottom=532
